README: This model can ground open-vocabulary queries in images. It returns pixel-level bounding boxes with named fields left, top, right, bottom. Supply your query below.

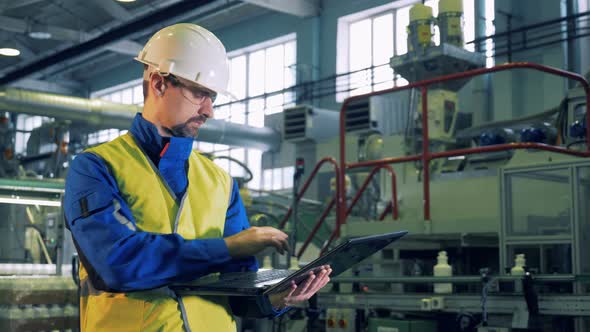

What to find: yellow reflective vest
left=79, top=133, right=236, bottom=331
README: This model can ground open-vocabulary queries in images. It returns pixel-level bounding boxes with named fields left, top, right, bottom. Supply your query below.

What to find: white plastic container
left=511, top=253, right=526, bottom=292
left=434, top=251, right=453, bottom=293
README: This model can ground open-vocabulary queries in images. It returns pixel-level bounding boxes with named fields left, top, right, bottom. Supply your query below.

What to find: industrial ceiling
left=0, top=0, right=276, bottom=96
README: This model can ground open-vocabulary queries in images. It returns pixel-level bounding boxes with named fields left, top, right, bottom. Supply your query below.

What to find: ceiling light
left=116, top=0, right=137, bottom=2
left=0, top=48, right=20, bottom=57
left=29, top=31, right=52, bottom=40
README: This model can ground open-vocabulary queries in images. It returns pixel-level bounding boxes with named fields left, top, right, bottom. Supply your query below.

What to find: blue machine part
left=570, top=120, right=587, bottom=138
left=520, top=127, right=547, bottom=143
left=479, top=131, right=507, bottom=146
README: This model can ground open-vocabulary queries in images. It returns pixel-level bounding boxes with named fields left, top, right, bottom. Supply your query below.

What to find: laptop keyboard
left=220, top=269, right=293, bottom=286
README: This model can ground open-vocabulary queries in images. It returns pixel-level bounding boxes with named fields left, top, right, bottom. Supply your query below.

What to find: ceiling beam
left=42, top=0, right=245, bottom=80
left=0, top=0, right=45, bottom=12
left=89, top=0, right=132, bottom=21
left=241, top=0, right=319, bottom=17
left=0, top=15, right=87, bottom=42
left=104, top=39, right=143, bottom=56
left=12, top=36, right=36, bottom=59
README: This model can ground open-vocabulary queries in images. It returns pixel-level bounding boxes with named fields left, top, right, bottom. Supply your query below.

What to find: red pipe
left=391, top=166, right=398, bottom=220
left=279, top=157, right=340, bottom=229
left=297, top=197, right=335, bottom=258
left=345, top=164, right=398, bottom=220
left=348, top=155, right=422, bottom=169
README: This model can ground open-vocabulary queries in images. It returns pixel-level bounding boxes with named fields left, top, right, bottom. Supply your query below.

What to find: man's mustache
left=186, top=115, right=208, bottom=124
left=162, top=115, right=208, bottom=137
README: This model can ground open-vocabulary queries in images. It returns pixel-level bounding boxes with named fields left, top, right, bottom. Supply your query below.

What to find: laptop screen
left=267, top=231, right=407, bottom=294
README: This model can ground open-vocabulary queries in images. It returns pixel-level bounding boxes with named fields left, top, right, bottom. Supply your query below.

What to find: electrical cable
left=209, top=155, right=253, bottom=183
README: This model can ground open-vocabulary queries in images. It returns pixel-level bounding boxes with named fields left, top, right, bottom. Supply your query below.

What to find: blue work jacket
left=64, top=113, right=284, bottom=317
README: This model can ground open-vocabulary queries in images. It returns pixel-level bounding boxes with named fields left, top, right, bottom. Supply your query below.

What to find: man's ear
left=151, top=74, right=166, bottom=96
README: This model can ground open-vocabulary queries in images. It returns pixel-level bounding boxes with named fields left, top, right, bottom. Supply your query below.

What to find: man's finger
left=270, top=237, right=287, bottom=254
left=294, top=273, right=315, bottom=296
left=306, top=268, right=330, bottom=295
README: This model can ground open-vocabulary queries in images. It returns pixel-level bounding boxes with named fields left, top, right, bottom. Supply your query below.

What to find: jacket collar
left=130, top=113, right=193, bottom=164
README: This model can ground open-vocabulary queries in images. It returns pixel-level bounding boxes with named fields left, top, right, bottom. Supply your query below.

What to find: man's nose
left=199, top=97, right=213, bottom=119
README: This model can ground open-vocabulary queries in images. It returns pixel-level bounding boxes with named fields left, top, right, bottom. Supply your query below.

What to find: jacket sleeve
left=219, top=179, right=259, bottom=273
left=222, top=180, right=291, bottom=318
left=64, top=152, right=232, bottom=292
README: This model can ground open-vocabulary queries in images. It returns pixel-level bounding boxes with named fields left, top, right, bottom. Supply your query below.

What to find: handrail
left=345, top=164, right=398, bottom=220
left=320, top=225, right=340, bottom=256
left=297, top=197, right=335, bottom=258
left=278, top=157, right=341, bottom=229
left=338, top=62, right=590, bottom=236
left=378, top=202, right=392, bottom=221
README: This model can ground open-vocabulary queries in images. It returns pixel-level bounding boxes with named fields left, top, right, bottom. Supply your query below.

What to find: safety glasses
left=166, top=74, right=218, bottom=105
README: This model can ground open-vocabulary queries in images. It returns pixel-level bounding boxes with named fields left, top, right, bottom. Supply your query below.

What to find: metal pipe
left=332, top=274, right=581, bottom=284
left=0, top=87, right=280, bottom=151
left=420, top=86, right=431, bottom=221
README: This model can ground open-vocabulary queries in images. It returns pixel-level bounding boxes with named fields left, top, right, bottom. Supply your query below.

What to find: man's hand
left=224, top=226, right=289, bottom=258
left=269, top=265, right=332, bottom=309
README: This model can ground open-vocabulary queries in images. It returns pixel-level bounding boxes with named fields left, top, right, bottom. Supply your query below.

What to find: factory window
left=205, top=34, right=296, bottom=190
left=14, top=115, right=52, bottom=155
left=262, top=166, right=295, bottom=191
left=92, top=79, right=144, bottom=105
left=215, top=33, right=297, bottom=126
left=87, top=129, right=126, bottom=146
left=87, top=81, right=141, bottom=145
left=336, top=0, right=477, bottom=101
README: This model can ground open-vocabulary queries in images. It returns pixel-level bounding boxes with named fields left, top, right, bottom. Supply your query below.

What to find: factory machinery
left=247, top=1, right=590, bottom=332
left=1, top=1, right=590, bottom=331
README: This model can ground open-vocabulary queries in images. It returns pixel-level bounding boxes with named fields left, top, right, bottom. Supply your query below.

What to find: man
left=64, top=23, right=331, bottom=331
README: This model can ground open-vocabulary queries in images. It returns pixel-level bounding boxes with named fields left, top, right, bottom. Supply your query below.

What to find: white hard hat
left=135, top=23, right=231, bottom=98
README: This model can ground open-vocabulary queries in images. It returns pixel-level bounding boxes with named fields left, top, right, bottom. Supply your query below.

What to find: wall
left=491, top=0, right=570, bottom=124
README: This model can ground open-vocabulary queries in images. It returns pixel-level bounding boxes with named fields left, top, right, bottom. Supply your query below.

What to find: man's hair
left=142, top=65, right=181, bottom=100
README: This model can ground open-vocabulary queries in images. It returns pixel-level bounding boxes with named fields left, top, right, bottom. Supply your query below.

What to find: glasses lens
left=181, top=84, right=216, bottom=105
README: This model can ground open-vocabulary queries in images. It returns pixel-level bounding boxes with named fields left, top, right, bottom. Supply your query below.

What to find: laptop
left=171, top=230, right=408, bottom=297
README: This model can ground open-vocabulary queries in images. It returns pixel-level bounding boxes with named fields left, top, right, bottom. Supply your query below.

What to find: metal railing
left=300, top=164, right=399, bottom=257
left=345, top=164, right=398, bottom=220
left=278, top=157, right=341, bottom=229
left=335, top=62, right=590, bottom=241
left=297, top=196, right=335, bottom=258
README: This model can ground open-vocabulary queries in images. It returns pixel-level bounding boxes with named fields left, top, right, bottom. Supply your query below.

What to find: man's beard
left=163, top=115, right=207, bottom=138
